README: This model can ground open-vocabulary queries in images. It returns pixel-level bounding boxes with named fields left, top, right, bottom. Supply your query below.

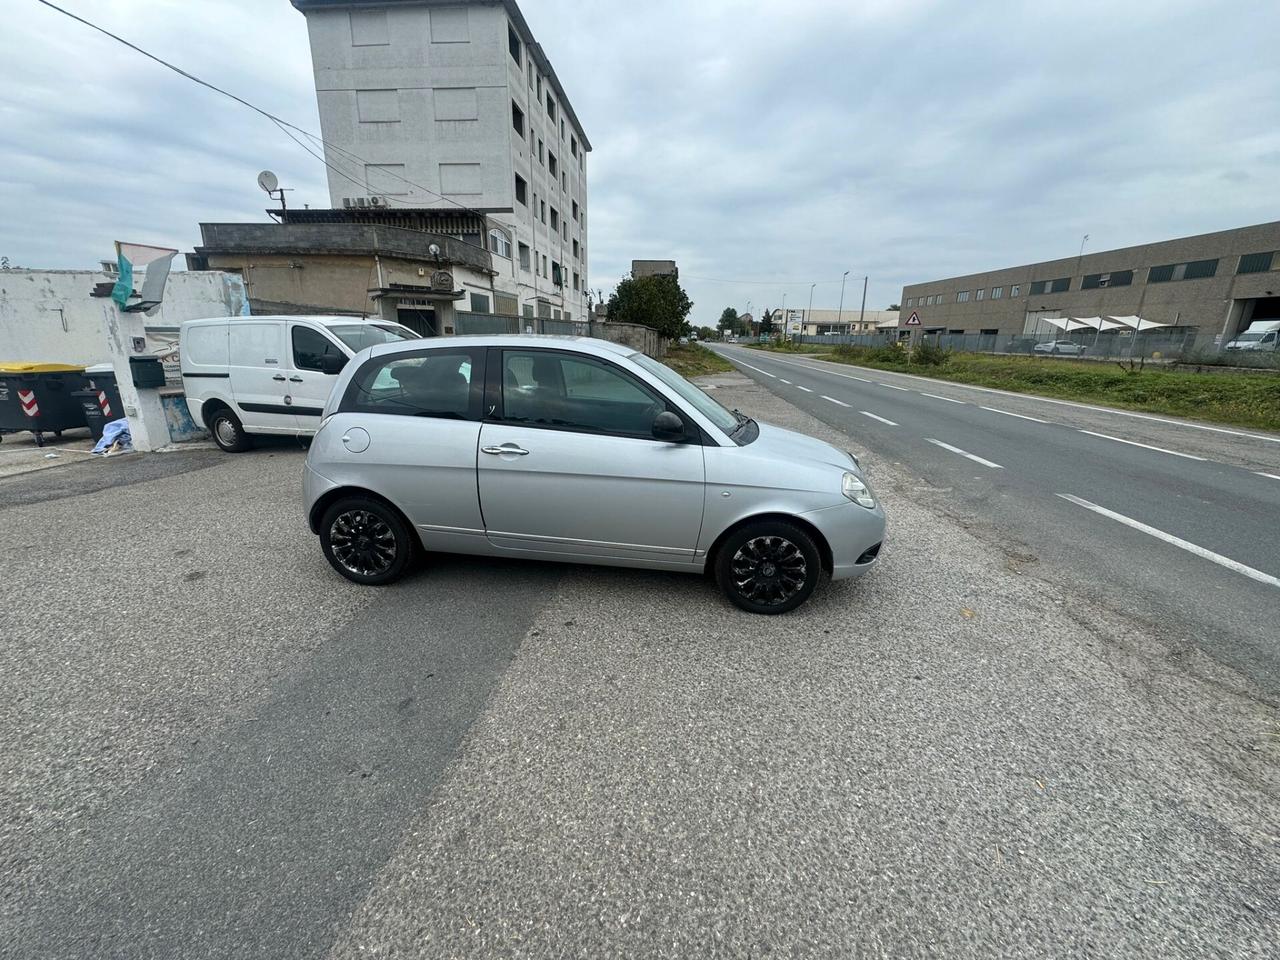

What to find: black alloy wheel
left=716, top=520, right=823, bottom=614
left=319, top=497, right=415, bottom=585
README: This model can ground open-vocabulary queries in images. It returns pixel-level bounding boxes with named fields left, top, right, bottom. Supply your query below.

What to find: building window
left=528, top=62, right=533, bottom=89
left=511, top=101, right=524, bottom=138
left=489, top=228, right=512, bottom=259
left=551, top=261, right=563, bottom=287
left=562, top=222, right=568, bottom=241
left=976, top=288, right=985, bottom=300
left=1237, top=252, right=1275, bottom=275
left=550, top=208, right=559, bottom=231
left=571, top=136, right=578, bottom=158
left=523, top=303, right=535, bottom=318
left=513, top=175, right=527, bottom=205
left=1081, top=270, right=1133, bottom=289
left=542, top=254, right=548, bottom=275
left=536, top=74, right=542, bottom=99
left=980, top=328, right=998, bottom=336
left=518, top=242, right=530, bottom=270
left=548, top=152, right=558, bottom=178
left=562, top=172, right=567, bottom=191
left=573, top=271, right=580, bottom=291
left=547, top=94, right=557, bottom=121
left=1010, top=285, right=1021, bottom=297
left=1149, top=259, right=1218, bottom=283
left=991, top=287, right=1003, bottom=299
left=508, top=23, right=521, bottom=64
left=956, top=291, right=971, bottom=303
left=948, top=329, right=965, bottom=335
left=572, top=201, right=579, bottom=221
left=470, top=292, right=490, bottom=313
left=1029, top=278, right=1070, bottom=295
left=540, top=200, right=546, bottom=224
left=561, top=118, right=565, bottom=140
left=572, top=239, right=579, bottom=258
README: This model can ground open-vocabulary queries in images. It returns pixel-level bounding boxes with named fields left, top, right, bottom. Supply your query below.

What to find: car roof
left=180, top=314, right=389, bottom=327
left=367, top=334, right=637, bottom=360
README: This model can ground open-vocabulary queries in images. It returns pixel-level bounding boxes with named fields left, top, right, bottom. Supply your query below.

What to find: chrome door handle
left=482, top=444, right=530, bottom=456
left=289, top=376, right=304, bottom=383
left=272, top=374, right=287, bottom=381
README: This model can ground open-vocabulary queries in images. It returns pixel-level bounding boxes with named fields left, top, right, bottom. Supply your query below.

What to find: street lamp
left=806, top=282, right=816, bottom=340
left=837, top=270, right=850, bottom=334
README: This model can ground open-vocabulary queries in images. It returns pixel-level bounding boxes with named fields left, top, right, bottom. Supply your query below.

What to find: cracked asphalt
left=1, top=378, right=1277, bottom=959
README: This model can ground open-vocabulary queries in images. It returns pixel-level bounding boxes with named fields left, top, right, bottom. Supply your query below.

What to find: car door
left=288, top=322, right=351, bottom=431
left=476, top=348, right=706, bottom=563
left=227, top=321, right=294, bottom=433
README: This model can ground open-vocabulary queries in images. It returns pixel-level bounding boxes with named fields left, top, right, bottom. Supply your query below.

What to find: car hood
left=749, top=420, right=858, bottom=473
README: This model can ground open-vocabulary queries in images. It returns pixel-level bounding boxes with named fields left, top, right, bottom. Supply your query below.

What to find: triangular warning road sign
left=905, top=311, right=922, bottom=326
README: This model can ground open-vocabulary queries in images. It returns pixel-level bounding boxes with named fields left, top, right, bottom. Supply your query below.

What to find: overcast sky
left=3, top=0, right=1279, bottom=326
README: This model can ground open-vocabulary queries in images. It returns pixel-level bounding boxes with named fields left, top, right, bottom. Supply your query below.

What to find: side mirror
left=320, top=354, right=348, bottom=375
left=652, top=410, right=686, bottom=443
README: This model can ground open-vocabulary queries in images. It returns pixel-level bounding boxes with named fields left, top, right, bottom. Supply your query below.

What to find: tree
left=888, top=303, right=901, bottom=312
left=606, top=272, right=693, bottom=341
left=717, top=307, right=739, bottom=334
left=759, top=308, right=775, bottom=336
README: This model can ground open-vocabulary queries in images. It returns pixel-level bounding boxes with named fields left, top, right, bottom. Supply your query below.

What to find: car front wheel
left=715, top=520, right=823, bottom=614
left=319, top=496, right=415, bottom=586
left=207, top=408, right=253, bottom=453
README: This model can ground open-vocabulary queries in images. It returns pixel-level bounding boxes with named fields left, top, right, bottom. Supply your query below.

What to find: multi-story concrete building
left=899, top=221, right=1280, bottom=348
left=290, top=0, right=590, bottom=323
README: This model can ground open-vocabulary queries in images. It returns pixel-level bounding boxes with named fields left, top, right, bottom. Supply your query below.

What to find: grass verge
left=819, top=349, right=1280, bottom=431
left=664, top=342, right=734, bottom=378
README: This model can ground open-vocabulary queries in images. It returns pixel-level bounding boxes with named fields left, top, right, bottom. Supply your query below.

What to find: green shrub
left=910, top=340, right=951, bottom=366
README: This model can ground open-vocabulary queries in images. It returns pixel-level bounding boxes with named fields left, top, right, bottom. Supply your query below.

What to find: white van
left=180, top=315, right=420, bottom=452
left=1225, top=319, right=1280, bottom=352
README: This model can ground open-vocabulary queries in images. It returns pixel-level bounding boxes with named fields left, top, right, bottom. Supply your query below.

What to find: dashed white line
left=1257, top=472, right=1280, bottom=481
left=981, top=406, right=1050, bottom=424
left=924, top=438, right=1004, bottom=469
left=882, top=383, right=910, bottom=392
left=821, top=395, right=851, bottom=407
left=732, top=358, right=776, bottom=378
left=860, top=411, right=898, bottom=426
left=1078, top=430, right=1206, bottom=462
left=779, top=378, right=792, bottom=384
left=847, top=375, right=873, bottom=383
left=796, top=385, right=813, bottom=393
left=1058, top=494, right=1280, bottom=590
left=921, top=392, right=966, bottom=404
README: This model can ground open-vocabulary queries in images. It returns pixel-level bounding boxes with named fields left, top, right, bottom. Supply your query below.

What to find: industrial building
left=899, top=220, right=1280, bottom=349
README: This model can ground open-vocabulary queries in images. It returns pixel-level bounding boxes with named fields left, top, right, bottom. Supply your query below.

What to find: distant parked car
left=303, top=336, right=885, bottom=613
left=678, top=337, right=690, bottom=345
left=1033, top=340, right=1087, bottom=356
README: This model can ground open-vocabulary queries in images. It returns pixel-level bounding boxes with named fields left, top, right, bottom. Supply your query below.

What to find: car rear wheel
left=319, top=496, right=415, bottom=586
left=715, top=520, right=823, bottom=615
left=207, top=408, right=253, bottom=453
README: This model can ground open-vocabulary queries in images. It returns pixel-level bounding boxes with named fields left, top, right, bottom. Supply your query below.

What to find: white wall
left=0, top=269, right=248, bottom=366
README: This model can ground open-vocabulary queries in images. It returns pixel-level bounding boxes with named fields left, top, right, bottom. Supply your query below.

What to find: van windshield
left=1232, top=332, right=1266, bottom=342
left=328, top=324, right=420, bottom=352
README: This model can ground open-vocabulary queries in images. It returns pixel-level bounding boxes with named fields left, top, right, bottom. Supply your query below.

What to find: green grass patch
left=746, top=341, right=832, bottom=354
left=825, top=348, right=1280, bottom=431
left=664, top=342, right=734, bottom=379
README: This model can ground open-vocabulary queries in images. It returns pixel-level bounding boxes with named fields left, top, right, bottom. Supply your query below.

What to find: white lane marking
left=822, top=395, right=851, bottom=407
left=1057, top=494, right=1280, bottom=590
left=860, top=411, right=898, bottom=425
left=981, top=406, right=1050, bottom=424
left=924, top=438, right=1004, bottom=469
left=779, top=378, right=792, bottom=384
left=921, top=392, right=966, bottom=404
left=1078, top=430, right=1206, bottom=462
left=796, top=385, right=813, bottom=393
left=732, top=358, right=776, bottom=378
left=751, top=353, right=1280, bottom=443
left=1256, top=472, right=1280, bottom=481
left=848, top=375, right=873, bottom=383
left=882, top=383, right=910, bottom=391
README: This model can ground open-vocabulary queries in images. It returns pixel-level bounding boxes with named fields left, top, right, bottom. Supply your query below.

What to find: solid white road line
left=822, top=395, right=851, bottom=407
left=860, top=411, right=898, bottom=425
left=732, top=358, right=776, bottom=378
left=748, top=352, right=1280, bottom=444
left=980, top=406, right=1050, bottom=424
left=882, top=383, right=910, bottom=391
left=921, top=392, right=966, bottom=404
left=924, top=438, right=1004, bottom=469
left=1257, top=472, right=1280, bottom=481
left=1078, top=430, right=1206, bottom=462
left=796, top=385, right=813, bottom=393
left=1058, top=494, right=1280, bottom=590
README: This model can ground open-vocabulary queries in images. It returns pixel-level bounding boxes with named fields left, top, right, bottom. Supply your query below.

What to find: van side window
left=293, top=327, right=346, bottom=372
left=342, top=349, right=483, bottom=420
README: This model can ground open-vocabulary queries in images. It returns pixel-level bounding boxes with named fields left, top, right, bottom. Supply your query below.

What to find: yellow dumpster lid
left=0, top=362, right=86, bottom=373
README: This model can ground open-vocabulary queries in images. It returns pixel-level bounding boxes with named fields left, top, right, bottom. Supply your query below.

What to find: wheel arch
left=702, top=512, right=833, bottom=576
left=308, top=486, right=422, bottom=552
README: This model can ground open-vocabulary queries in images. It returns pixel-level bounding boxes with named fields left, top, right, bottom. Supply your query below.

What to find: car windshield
left=629, top=352, right=739, bottom=433
left=327, top=323, right=420, bottom=352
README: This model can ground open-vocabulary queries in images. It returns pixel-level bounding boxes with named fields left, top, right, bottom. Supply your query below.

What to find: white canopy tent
left=1041, top=317, right=1096, bottom=333
left=1107, top=315, right=1171, bottom=331
left=1068, top=316, right=1126, bottom=331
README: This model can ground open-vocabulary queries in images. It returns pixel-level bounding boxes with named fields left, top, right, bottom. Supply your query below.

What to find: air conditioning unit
left=369, top=196, right=385, bottom=207
left=356, top=197, right=369, bottom=208
left=343, top=197, right=354, bottom=209
left=100, top=260, right=119, bottom=277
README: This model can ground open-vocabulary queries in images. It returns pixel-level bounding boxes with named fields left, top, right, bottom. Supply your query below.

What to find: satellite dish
left=257, top=170, right=279, bottom=193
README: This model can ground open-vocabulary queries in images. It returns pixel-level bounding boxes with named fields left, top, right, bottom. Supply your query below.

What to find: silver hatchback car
left=303, top=336, right=885, bottom=614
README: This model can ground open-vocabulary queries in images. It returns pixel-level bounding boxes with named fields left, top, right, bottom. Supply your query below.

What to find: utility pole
left=806, top=282, right=816, bottom=340
left=859, top=275, right=868, bottom=328
left=838, top=270, right=850, bottom=334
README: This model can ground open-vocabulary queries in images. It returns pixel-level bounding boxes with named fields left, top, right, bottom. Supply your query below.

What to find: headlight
left=842, top=471, right=876, bottom=509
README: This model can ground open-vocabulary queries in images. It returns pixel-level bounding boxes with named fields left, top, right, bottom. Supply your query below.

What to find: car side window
left=500, top=350, right=667, bottom=438
left=292, top=326, right=346, bottom=372
left=341, top=349, right=481, bottom=420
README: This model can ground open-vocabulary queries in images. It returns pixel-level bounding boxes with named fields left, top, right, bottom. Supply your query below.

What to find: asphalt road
left=712, top=344, right=1280, bottom=700
left=2, top=382, right=1278, bottom=958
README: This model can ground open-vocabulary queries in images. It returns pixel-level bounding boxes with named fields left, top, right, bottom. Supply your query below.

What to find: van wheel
left=319, top=497, right=414, bottom=586
left=208, top=408, right=253, bottom=453
left=715, top=520, right=823, bottom=615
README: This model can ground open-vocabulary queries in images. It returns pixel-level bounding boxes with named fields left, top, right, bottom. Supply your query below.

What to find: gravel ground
left=327, top=375, right=1280, bottom=959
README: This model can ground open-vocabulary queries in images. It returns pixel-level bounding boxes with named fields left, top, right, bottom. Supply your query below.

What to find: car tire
left=715, top=520, right=824, bottom=615
left=319, top=496, right=415, bottom=586
left=208, top=408, right=253, bottom=453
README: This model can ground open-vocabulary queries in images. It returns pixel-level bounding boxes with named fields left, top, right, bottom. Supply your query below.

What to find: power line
left=32, top=0, right=497, bottom=237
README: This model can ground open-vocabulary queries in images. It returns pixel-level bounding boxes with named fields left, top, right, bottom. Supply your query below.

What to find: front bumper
left=801, top=499, right=887, bottom=580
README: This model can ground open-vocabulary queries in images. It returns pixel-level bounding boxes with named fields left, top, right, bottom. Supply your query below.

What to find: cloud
left=3, top=0, right=1279, bottom=326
